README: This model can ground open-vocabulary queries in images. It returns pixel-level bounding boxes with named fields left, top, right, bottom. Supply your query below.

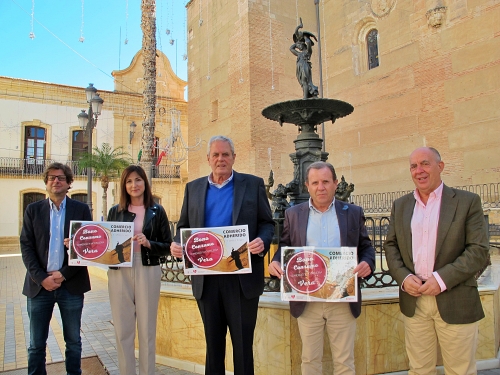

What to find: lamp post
left=129, top=121, right=137, bottom=144
left=77, top=83, right=104, bottom=214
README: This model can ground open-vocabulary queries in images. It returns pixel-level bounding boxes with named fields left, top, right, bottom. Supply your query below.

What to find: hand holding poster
left=281, top=246, right=358, bottom=302
left=69, top=221, right=134, bottom=267
left=181, top=225, right=250, bottom=275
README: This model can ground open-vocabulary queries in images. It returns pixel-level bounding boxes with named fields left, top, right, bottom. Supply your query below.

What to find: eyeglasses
left=47, top=175, right=67, bottom=182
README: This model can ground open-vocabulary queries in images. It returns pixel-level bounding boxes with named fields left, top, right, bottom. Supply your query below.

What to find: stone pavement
left=1, top=252, right=499, bottom=375
left=0, top=254, right=194, bottom=375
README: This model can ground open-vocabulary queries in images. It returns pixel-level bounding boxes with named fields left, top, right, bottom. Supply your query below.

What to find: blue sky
left=0, top=0, right=189, bottom=92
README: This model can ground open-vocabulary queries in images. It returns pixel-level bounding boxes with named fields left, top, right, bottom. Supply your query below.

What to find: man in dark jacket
left=171, top=135, right=274, bottom=375
left=20, top=162, right=92, bottom=375
left=269, top=161, right=375, bottom=375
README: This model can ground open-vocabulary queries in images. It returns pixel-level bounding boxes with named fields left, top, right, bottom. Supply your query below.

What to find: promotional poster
left=68, top=221, right=134, bottom=267
left=281, top=246, right=358, bottom=302
left=180, top=225, right=251, bottom=275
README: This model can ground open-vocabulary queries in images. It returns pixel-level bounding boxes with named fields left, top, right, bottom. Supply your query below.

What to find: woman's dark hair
left=118, top=165, right=154, bottom=211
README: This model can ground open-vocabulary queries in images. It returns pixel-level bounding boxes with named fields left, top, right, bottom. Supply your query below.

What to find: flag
left=156, top=151, right=166, bottom=166
left=152, top=138, right=157, bottom=156
left=137, top=149, right=142, bottom=162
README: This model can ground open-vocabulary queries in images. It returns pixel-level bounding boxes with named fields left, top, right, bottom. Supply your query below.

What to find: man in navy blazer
left=269, top=161, right=375, bottom=375
left=20, top=162, right=92, bottom=375
left=171, top=136, right=274, bottom=375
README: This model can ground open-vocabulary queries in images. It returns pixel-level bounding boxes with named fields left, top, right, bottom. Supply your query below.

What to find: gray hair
left=305, top=161, right=337, bottom=182
left=428, top=147, right=441, bottom=162
left=207, top=135, right=235, bottom=155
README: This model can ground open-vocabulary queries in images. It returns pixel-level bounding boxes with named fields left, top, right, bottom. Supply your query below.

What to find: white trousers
left=108, top=253, right=162, bottom=375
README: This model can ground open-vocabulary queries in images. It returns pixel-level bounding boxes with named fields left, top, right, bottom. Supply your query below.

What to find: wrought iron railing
left=0, top=157, right=181, bottom=180
left=152, top=164, right=181, bottom=179
left=162, top=214, right=495, bottom=289
left=350, top=182, right=500, bottom=213
left=0, top=157, right=92, bottom=178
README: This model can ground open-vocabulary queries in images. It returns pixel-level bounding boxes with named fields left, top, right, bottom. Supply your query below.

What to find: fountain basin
left=262, top=98, right=354, bottom=128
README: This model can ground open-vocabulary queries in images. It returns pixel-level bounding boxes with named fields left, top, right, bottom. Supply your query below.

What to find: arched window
left=71, top=193, right=88, bottom=204
left=24, top=126, right=46, bottom=174
left=367, top=29, right=379, bottom=70
left=23, top=192, right=46, bottom=216
left=72, top=130, right=89, bottom=160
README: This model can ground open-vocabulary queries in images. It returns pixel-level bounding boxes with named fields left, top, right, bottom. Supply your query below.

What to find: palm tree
left=140, top=0, right=157, bottom=181
left=78, top=143, right=131, bottom=220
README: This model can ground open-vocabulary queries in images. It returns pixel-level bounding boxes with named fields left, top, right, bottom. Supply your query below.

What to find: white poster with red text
left=180, top=225, right=250, bottom=275
left=68, top=221, right=134, bottom=267
left=281, top=246, right=358, bottom=302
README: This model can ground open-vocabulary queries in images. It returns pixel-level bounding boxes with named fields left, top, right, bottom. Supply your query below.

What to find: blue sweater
left=204, top=180, right=234, bottom=227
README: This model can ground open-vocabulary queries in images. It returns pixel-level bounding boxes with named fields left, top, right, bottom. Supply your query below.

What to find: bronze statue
left=290, top=18, right=319, bottom=99
left=335, top=175, right=355, bottom=202
left=265, top=171, right=291, bottom=215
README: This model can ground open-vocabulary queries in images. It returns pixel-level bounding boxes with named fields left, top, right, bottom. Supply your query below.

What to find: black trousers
left=196, top=274, right=259, bottom=375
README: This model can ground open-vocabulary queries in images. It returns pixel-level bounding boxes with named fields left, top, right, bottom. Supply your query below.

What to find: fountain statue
left=262, top=19, right=354, bottom=207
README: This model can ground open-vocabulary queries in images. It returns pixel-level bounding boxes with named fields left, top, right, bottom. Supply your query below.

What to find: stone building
left=185, top=0, right=500, bottom=199
left=0, top=50, right=190, bottom=247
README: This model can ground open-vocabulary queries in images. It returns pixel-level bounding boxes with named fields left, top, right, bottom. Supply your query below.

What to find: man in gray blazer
left=269, top=161, right=375, bottom=375
left=384, top=147, right=489, bottom=374
left=20, top=162, right=92, bottom=375
left=171, top=135, right=274, bottom=375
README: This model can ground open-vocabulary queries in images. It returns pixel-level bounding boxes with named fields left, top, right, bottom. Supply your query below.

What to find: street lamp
left=129, top=121, right=137, bottom=144
left=77, top=83, right=104, bottom=213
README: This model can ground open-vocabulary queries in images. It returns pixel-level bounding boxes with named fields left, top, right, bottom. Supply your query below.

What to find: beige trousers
left=108, top=253, right=162, bottom=375
left=297, top=302, right=356, bottom=375
left=404, top=294, right=479, bottom=375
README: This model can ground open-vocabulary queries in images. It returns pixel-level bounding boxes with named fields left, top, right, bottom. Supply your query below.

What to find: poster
left=180, top=225, right=251, bottom=275
left=281, top=246, right=358, bottom=302
left=68, top=221, right=134, bottom=267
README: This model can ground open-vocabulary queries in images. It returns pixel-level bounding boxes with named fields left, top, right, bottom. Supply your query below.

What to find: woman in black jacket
left=107, top=165, right=171, bottom=375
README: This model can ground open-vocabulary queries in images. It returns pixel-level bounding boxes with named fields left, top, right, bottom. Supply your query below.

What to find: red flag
left=156, top=151, right=166, bottom=166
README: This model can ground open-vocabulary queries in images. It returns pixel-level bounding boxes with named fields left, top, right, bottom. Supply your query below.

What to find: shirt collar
left=49, top=196, right=67, bottom=211
left=208, top=171, right=234, bottom=188
left=308, top=197, right=335, bottom=214
left=413, top=182, right=444, bottom=205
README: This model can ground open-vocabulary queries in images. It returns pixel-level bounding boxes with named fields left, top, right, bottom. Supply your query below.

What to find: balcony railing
left=350, top=182, right=500, bottom=213
left=152, top=164, right=181, bottom=179
left=0, top=157, right=181, bottom=180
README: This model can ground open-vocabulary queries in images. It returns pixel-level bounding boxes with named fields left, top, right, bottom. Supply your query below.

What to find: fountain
left=262, top=19, right=354, bottom=207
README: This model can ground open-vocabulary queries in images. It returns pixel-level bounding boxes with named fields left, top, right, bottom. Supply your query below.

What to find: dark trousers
left=27, top=284, right=84, bottom=375
left=197, top=274, right=259, bottom=375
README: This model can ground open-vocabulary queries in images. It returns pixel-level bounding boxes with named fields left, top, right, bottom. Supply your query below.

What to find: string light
left=238, top=0, right=244, bottom=83
left=206, top=0, right=210, bottom=80
left=182, top=7, right=188, bottom=61
left=158, top=108, right=202, bottom=166
left=156, top=0, right=164, bottom=54
left=321, top=0, right=329, bottom=97
left=29, top=0, right=35, bottom=39
left=79, top=0, right=85, bottom=42
left=269, top=0, right=274, bottom=90
left=295, top=0, right=299, bottom=24
left=169, top=0, right=174, bottom=45
left=199, top=0, right=203, bottom=26
left=124, top=0, right=129, bottom=44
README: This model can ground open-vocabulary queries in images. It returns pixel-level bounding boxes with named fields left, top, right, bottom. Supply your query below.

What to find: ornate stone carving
left=370, top=0, right=396, bottom=18
left=426, top=6, right=447, bottom=28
